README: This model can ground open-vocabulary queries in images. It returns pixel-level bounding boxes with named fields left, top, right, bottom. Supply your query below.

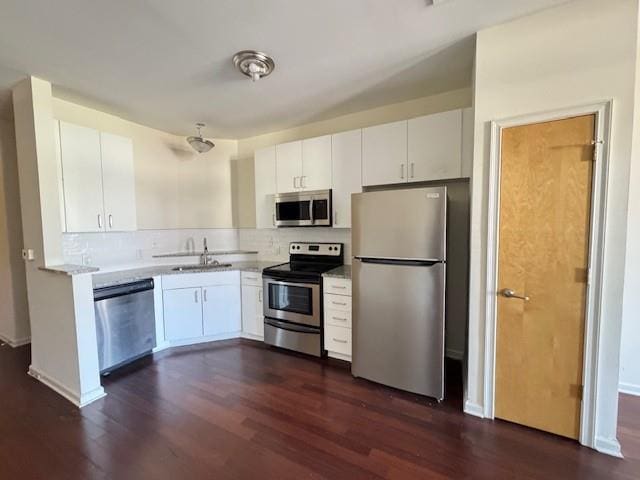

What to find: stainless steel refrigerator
left=351, top=186, right=446, bottom=400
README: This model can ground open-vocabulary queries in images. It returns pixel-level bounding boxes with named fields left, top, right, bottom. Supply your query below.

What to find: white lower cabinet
left=203, top=285, right=241, bottom=336
left=163, top=287, right=203, bottom=341
left=323, top=277, right=353, bottom=360
left=241, top=272, right=264, bottom=339
left=162, top=272, right=242, bottom=343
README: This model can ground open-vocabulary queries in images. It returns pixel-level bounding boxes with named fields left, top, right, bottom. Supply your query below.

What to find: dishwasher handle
left=94, top=278, right=155, bottom=301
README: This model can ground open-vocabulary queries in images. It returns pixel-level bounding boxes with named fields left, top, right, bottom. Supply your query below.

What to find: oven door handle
left=265, top=318, right=319, bottom=334
left=310, top=198, right=315, bottom=224
left=263, top=278, right=319, bottom=288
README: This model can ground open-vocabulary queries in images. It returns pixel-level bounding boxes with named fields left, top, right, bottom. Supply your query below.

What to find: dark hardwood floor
left=1, top=339, right=638, bottom=479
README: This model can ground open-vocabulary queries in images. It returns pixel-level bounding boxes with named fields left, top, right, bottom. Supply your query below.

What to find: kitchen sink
left=172, top=263, right=232, bottom=272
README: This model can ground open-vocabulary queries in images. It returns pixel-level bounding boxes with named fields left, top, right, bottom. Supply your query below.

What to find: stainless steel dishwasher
left=93, top=278, right=156, bottom=374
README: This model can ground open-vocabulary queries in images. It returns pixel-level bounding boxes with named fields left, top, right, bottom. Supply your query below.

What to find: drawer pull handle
left=332, top=316, right=348, bottom=322
left=332, top=301, right=347, bottom=306
left=333, top=338, right=348, bottom=344
left=245, top=276, right=258, bottom=281
left=332, top=286, right=347, bottom=290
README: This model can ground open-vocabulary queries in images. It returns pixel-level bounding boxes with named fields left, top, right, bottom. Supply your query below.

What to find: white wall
left=0, top=117, right=29, bottom=346
left=52, top=99, right=238, bottom=230
left=620, top=1, right=640, bottom=397
left=13, top=77, right=104, bottom=405
left=467, top=0, right=637, bottom=454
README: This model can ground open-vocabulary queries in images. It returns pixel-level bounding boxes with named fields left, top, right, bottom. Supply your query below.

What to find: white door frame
left=483, top=101, right=612, bottom=449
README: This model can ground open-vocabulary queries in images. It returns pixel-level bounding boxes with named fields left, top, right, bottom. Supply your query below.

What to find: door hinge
left=591, top=139, right=603, bottom=161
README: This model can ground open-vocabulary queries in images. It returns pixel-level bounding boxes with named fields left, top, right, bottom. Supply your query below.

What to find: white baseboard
left=595, top=436, right=623, bottom=458
left=463, top=400, right=485, bottom=418
left=28, top=365, right=106, bottom=408
left=0, top=333, right=31, bottom=347
left=168, top=331, right=241, bottom=348
left=152, top=340, right=171, bottom=353
left=619, top=382, right=640, bottom=396
left=445, top=348, right=464, bottom=361
left=240, top=332, right=264, bottom=341
left=328, top=351, right=352, bottom=362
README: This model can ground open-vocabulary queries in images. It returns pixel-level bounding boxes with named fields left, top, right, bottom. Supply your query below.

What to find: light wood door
left=408, top=109, right=462, bottom=182
left=331, top=129, right=362, bottom=228
left=100, top=132, right=137, bottom=231
left=276, top=140, right=302, bottom=193
left=254, top=146, right=276, bottom=228
left=495, top=114, right=595, bottom=440
left=362, top=120, right=407, bottom=186
left=203, top=285, right=241, bottom=336
left=301, top=135, right=332, bottom=190
left=59, top=121, right=105, bottom=232
left=163, top=288, right=203, bottom=341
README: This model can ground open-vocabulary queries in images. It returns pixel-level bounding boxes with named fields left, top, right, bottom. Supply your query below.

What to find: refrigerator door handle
left=354, top=256, right=442, bottom=267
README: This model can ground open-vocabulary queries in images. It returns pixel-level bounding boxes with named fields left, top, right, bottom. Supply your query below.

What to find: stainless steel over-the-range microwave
left=274, top=189, right=332, bottom=227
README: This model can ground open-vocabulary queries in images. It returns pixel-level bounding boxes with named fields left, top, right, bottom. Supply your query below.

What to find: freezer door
left=352, top=186, right=446, bottom=260
left=351, top=258, right=445, bottom=400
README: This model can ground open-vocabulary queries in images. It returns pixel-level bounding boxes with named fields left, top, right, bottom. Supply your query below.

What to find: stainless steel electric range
left=262, top=242, right=344, bottom=357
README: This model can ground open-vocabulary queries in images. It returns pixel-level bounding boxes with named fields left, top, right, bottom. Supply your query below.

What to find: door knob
left=501, top=288, right=530, bottom=301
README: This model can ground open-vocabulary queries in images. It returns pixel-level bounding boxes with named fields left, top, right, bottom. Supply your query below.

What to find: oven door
left=274, top=190, right=331, bottom=227
left=263, top=277, right=321, bottom=327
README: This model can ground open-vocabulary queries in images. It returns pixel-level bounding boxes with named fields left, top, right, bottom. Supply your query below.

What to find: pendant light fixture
left=233, top=50, right=275, bottom=82
left=186, top=123, right=215, bottom=153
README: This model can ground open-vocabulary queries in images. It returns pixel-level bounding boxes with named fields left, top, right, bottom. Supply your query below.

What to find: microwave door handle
left=310, top=198, right=315, bottom=224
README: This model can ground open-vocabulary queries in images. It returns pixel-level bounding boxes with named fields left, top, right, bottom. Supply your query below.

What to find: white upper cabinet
left=408, top=109, right=462, bottom=182
left=331, top=129, right=362, bottom=228
left=362, top=120, right=408, bottom=187
left=254, top=146, right=277, bottom=228
left=276, top=141, right=303, bottom=193
left=59, top=121, right=105, bottom=232
left=100, top=132, right=137, bottom=231
left=58, top=121, right=137, bottom=233
left=301, top=135, right=332, bottom=191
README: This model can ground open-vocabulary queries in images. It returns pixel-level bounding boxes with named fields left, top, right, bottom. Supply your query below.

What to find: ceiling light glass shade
left=233, top=50, right=275, bottom=82
left=187, top=123, right=214, bottom=153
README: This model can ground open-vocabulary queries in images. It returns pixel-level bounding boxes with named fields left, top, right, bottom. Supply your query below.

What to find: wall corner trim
left=594, top=436, right=623, bottom=458
left=0, top=333, right=31, bottom=348
left=463, top=400, right=485, bottom=418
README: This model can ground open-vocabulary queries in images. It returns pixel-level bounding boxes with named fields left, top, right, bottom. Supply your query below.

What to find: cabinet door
left=301, top=135, right=331, bottom=190
left=408, top=109, right=462, bottom=182
left=276, top=141, right=302, bottom=193
left=203, top=285, right=241, bottom=336
left=331, top=129, right=361, bottom=228
left=362, top=120, right=407, bottom=186
left=101, top=132, right=137, bottom=231
left=461, top=107, right=474, bottom=178
left=255, top=286, right=264, bottom=337
left=242, top=285, right=265, bottom=337
left=59, top=121, right=105, bottom=232
left=254, top=146, right=277, bottom=229
left=163, top=288, right=203, bottom=341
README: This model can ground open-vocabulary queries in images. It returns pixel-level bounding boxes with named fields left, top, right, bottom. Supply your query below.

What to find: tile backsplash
left=62, top=229, right=239, bottom=268
left=62, top=227, right=352, bottom=268
left=238, top=228, right=351, bottom=263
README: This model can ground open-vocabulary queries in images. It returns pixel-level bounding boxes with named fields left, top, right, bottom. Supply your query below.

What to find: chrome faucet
left=201, top=238, right=210, bottom=265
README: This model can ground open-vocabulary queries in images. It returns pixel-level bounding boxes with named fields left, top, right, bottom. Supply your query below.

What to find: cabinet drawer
left=325, top=324, right=352, bottom=356
left=324, top=277, right=352, bottom=296
left=324, top=293, right=351, bottom=312
left=162, top=270, right=240, bottom=290
left=325, top=308, right=352, bottom=328
left=241, top=271, right=262, bottom=287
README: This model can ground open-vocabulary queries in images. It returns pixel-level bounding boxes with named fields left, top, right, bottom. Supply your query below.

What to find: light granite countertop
left=92, top=261, right=280, bottom=289
left=39, top=264, right=100, bottom=275
left=322, top=265, right=351, bottom=280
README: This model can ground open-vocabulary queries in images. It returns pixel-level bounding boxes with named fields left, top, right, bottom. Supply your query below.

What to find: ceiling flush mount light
left=233, top=50, right=275, bottom=82
left=187, top=123, right=214, bottom=153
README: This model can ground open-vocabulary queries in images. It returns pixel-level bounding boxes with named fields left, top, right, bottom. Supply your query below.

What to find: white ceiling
left=0, top=0, right=568, bottom=138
